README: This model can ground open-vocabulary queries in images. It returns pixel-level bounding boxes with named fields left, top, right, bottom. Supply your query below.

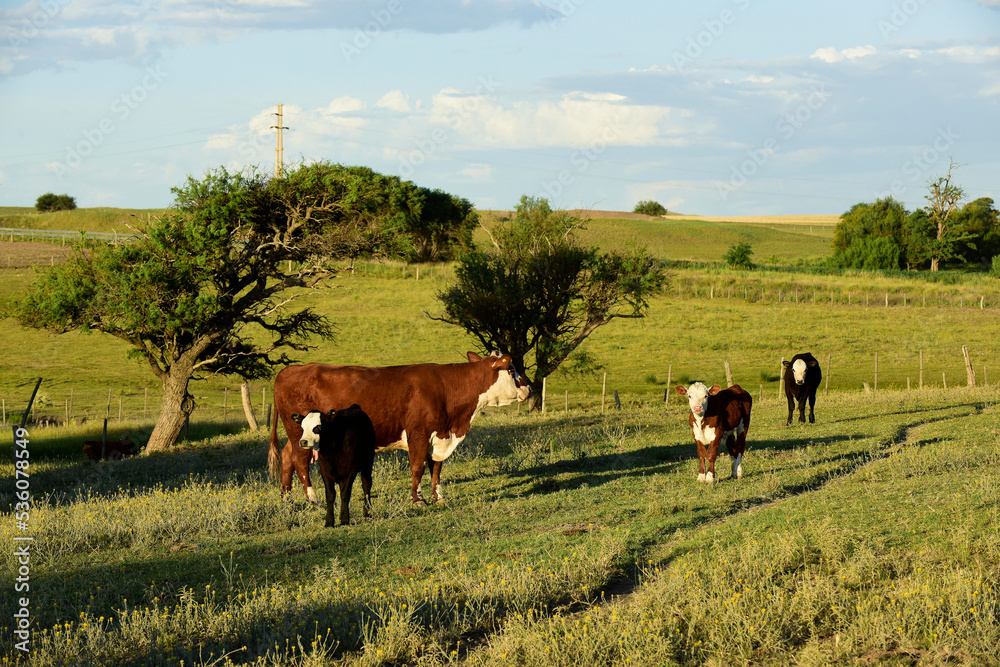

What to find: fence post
left=241, top=383, right=259, bottom=430
left=778, top=358, right=784, bottom=399
left=665, top=365, right=672, bottom=404
left=825, top=353, right=831, bottom=395
left=963, top=345, right=975, bottom=387
left=942, top=372, right=947, bottom=389
left=106, top=388, right=112, bottom=418
left=223, top=387, right=228, bottom=421
left=613, top=390, right=621, bottom=410
left=919, top=349, right=924, bottom=389
left=541, top=377, right=547, bottom=414
left=874, top=352, right=879, bottom=392
left=261, top=387, right=267, bottom=424
left=601, top=372, right=607, bottom=414
left=724, top=360, right=733, bottom=387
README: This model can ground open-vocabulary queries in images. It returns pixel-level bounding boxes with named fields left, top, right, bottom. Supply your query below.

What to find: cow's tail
left=268, top=403, right=281, bottom=484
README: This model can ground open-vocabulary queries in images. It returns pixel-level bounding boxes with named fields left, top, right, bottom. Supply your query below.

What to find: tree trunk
left=930, top=257, right=940, bottom=272
left=526, top=380, right=545, bottom=412
left=144, top=369, right=196, bottom=453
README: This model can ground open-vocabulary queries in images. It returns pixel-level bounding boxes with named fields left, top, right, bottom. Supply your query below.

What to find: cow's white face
left=682, top=382, right=711, bottom=419
left=482, top=368, right=525, bottom=407
left=477, top=354, right=530, bottom=406
left=792, top=359, right=808, bottom=385
left=293, top=411, right=323, bottom=450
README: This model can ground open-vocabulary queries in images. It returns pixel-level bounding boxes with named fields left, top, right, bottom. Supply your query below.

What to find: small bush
left=35, top=192, right=77, bottom=212
left=991, top=254, right=1000, bottom=278
left=724, top=242, right=756, bottom=270
left=633, top=200, right=667, bottom=216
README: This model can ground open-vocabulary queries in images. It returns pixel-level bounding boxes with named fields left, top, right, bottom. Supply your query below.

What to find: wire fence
left=0, top=227, right=137, bottom=245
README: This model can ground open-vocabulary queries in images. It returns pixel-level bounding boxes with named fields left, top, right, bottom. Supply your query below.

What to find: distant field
left=478, top=210, right=834, bottom=264
left=0, top=206, right=163, bottom=235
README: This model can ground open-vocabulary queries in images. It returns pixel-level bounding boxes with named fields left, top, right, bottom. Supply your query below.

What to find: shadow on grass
left=0, top=421, right=272, bottom=507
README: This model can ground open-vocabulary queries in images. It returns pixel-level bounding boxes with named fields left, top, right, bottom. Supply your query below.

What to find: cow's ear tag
left=491, top=355, right=511, bottom=369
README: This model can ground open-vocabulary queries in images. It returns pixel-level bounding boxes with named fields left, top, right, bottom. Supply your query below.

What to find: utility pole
left=271, top=104, right=288, bottom=177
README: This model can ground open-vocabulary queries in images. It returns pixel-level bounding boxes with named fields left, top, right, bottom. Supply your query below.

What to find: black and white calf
left=782, top=352, right=822, bottom=425
left=291, top=405, right=376, bottom=527
left=675, top=382, right=753, bottom=483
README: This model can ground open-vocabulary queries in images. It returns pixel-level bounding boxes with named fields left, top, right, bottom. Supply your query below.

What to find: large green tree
left=286, top=163, right=477, bottom=262
left=831, top=197, right=909, bottom=269
left=430, top=196, right=667, bottom=411
left=17, top=163, right=403, bottom=452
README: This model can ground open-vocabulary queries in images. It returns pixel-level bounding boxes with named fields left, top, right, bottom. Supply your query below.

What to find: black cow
left=291, top=405, right=376, bottom=527
left=783, top=352, right=821, bottom=425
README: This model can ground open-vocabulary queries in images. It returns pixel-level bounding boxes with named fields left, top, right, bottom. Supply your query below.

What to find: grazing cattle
left=82, top=437, right=137, bottom=461
left=268, top=351, right=530, bottom=505
left=675, top=383, right=752, bottom=483
left=292, top=405, right=376, bottom=527
left=783, top=352, right=822, bottom=425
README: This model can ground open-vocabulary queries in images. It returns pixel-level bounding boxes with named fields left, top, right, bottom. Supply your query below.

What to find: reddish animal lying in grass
left=675, top=383, right=752, bottom=483
left=291, top=405, right=376, bottom=527
left=82, top=437, right=138, bottom=461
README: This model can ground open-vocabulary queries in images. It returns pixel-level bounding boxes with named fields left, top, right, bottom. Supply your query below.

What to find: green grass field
left=2, top=209, right=999, bottom=665
left=0, top=206, right=163, bottom=235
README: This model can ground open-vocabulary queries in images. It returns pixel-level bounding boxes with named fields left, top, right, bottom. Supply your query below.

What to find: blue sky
left=1, top=0, right=998, bottom=215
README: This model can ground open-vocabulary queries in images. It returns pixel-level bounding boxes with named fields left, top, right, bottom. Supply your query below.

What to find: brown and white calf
left=675, top=382, right=752, bottom=483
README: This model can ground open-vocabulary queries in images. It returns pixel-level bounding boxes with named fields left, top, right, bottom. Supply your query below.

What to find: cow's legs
left=731, top=430, right=747, bottom=480
left=797, top=396, right=807, bottom=423
left=808, top=392, right=816, bottom=423
left=339, top=475, right=355, bottom=526
left=322, top=475, right=337, bottom=528
left=430, top=459, right=445, bottom=503
left=696, top=442, right=708, bottom=482
left=705, top=440, right=720, bottom=483
left=359, top=469, right=373, bottom=518
left=280, top=442, right=295, bottom=498
left=785, top=396, right=795, bottom=426
left=409, top=456, right=427, bottom=506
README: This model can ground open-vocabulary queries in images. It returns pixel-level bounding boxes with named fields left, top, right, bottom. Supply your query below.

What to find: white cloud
left=810, top=45, right=877, bottom=64
left=428, top=90, right=688, bottom=148
left=325, top=97, right=366, bottom=114
left=375, top=90, right=411, bottom=112
left=457, top=163, right=492, bottom=180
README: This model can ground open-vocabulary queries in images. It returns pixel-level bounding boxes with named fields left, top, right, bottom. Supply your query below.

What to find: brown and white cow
left=268, top=351, right=530, bottom=505
left=291, top=405, right=376, bottom=527
left=675, top=382, right=752, bottom=483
